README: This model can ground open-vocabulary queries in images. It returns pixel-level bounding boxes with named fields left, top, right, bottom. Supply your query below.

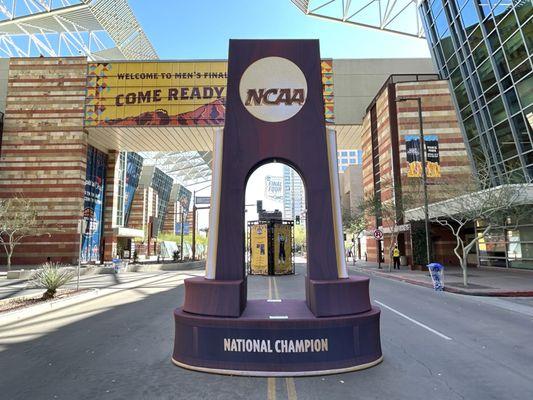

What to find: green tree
left=293, top=225, right=306, bottom=254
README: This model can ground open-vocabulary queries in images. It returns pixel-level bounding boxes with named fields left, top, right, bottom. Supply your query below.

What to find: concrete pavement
left=0, top=264, right=532, bottom=399
left=0, top=263, right=205, bottom=300
left=352, top=260, right=533, bottom=296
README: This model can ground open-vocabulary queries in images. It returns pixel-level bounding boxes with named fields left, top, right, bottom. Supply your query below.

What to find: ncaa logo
left=239, top=56, right=307, bottom=122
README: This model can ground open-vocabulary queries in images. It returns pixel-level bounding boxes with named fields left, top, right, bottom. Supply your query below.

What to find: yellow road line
left=268, top=277, right=273, bottom=300
left=286, top=378, right=297, bottom=400
left=267, top=377, right=276, bottom=400
left=272, top=276, right=280, bottom=299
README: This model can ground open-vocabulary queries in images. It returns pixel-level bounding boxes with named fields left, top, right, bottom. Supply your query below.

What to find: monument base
left=182, top=276, right=247, bottom=317
left=172, top=299, right=382, bottom=376
left=306, top=276, right=371, bottom=317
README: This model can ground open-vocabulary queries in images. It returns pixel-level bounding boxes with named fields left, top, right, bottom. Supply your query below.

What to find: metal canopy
left=0, top=0, right=158, bottom=60
left=291, top=0, right=425, bottom=39
left=139, top=151, right=214, bottom=187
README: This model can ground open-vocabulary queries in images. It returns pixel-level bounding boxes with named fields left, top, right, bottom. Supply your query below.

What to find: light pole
left=396, top=96, right=431, bottom=265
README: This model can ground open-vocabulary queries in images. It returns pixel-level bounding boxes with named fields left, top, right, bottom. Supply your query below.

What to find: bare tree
left=418, top=176, right=532, bottom=286
left=359, top=178, right=423, bottom=272
left=0, top=196, right=49, bottom=270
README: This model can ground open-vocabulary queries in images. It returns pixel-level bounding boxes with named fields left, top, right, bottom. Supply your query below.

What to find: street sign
left=373, top=229, right=383, bottom=241
left=195, top=196, right=210, bottom=205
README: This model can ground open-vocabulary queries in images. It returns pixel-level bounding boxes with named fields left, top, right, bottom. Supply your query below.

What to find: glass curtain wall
left=151, top=168, right=173, bottom=236
left=420, top=0, right=532, bottom=184
left=420, top=0, right=533, bottom=269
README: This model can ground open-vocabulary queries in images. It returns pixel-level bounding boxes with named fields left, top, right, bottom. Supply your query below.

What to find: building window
left=503, top=31, right=528, bottom=71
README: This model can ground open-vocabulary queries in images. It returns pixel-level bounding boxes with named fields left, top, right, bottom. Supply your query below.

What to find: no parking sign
left=373, top=229, right=383, bottom=241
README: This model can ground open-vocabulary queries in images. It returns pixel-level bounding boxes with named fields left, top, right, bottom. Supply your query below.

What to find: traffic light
left=295, top=215, right=300, bottom=224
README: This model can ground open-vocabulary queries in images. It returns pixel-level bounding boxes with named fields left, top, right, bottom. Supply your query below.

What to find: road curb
left=0, top=289, right=101, bottom=325
left=353, top=267, right=533, bottom=297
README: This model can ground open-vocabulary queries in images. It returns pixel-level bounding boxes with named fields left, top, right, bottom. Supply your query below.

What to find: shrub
left=29, top=262, right=74, bottom=300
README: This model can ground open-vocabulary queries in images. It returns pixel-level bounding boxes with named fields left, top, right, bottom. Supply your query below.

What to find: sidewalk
left=351, top=260, right=533, bottom=297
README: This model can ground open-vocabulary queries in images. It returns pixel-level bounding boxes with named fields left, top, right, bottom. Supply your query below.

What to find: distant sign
left=373, top=229, right=383, bottom=241
left=195, top=196, right=211, bottom=205
left=175, top=222, right=190, bottom=235
left=265, top=175, right=283, bottom=201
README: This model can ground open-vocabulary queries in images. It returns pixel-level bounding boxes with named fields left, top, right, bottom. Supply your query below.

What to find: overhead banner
left=405, top=135, right=441, bottom=178
left=265, top=175, right=283, bottom=201
left=250, top=224, right=269, bottom=275
left=85, top=60, right=334, bottom=126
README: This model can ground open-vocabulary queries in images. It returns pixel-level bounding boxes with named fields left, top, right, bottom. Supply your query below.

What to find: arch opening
left=244, top=160, right=307, bottom=299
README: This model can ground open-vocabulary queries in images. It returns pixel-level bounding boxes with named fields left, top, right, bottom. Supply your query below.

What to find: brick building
left=361, top=75, right=473, bottom=267
left=0, top=56, right=435, bottom=267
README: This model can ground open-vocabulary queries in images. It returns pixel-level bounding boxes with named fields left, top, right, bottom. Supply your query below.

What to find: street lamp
left=396, top=96, right=431, bottom=266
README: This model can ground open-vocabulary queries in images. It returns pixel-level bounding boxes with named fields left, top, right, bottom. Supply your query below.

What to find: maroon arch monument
left=172, top=39, right=382, bottom=375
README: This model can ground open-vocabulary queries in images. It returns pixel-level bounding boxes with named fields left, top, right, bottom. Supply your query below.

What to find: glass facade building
left=151, top=167, right=173, bottom=236
left=420, top=0, right=533, bottom=269
left=420, top=0, right=532, bottom=184
left=282, top=165, right=305, bottom=222
left=337, top=149, right=363, bottom=172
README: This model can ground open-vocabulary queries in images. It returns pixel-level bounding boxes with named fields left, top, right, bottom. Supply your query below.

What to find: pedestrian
left=393, top=245, right=401, bottom=270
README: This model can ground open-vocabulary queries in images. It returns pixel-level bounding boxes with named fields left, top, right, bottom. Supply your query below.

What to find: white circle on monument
left=239, top=56, right=307, bottom=123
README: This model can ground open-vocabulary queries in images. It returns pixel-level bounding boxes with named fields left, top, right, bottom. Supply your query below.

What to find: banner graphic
left=123, top=152, right=143, bottom=225
left=81, top=146, right=107, bottom=262
left=85, top=60, right=334, bottom=126
left=175, top=222, right=190, bottom=235
left=405, top=135, right=441, bottom=178
left=274, top=223, right=292, bottom=275
left=250, top=224, right=269, bottom=274
left=176, top=184, right=192, bottom=212
left=265, top=176, right=283, bottom=201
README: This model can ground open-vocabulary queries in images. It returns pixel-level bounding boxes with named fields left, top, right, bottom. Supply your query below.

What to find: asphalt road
left=0, top=264, right=532, bottom=399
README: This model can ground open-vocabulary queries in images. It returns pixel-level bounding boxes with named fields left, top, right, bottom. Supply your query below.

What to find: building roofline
left=364, top=74, right=441, bottom=115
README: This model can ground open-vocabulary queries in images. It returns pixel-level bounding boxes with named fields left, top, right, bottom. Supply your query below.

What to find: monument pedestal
left=182, top=277, right=247, bottom=317
left=171, top=39, right=383, bottom=376
left=172, top=299, right=382, bottom=376
left=306, top=276, right=371, bottom=317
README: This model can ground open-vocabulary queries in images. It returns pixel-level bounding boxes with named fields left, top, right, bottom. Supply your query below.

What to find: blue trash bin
left=112, top=258, right=122, bottom=273
left=427, top=263, right=444, bottom=291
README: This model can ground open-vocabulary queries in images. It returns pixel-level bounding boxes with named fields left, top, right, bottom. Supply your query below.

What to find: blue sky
left=130, top=0, right=430, bottom=60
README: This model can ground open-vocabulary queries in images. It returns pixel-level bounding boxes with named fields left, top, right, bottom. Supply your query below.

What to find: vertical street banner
left=274, top=223, right=292, bottom=275
left=85, top=61, right=334, bottom=126
left=425, top=135, right=441, bottom=177
left=176, top=184, right=192, bottom=212
left=265, top=175, right=283, bottom=201
left=250, top=224, right=269, bottom=274
left=321, top=60, right=334, bottom=124
left=405, top=135, right=441, bottom=178
left=175, top=221, right=190, bottom=235
left=81, top=146, right=107, bottom=262
left=123, top=152, right=143, bottom=225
